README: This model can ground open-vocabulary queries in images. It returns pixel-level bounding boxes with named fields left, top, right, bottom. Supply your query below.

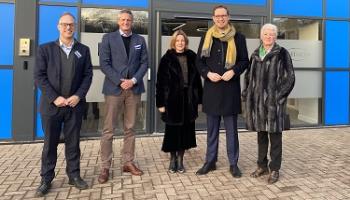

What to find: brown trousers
left=100, top=90, right=141, bottom=169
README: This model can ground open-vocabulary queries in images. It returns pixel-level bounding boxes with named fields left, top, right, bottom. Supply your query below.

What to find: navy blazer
left=34, top=40, right=93, bottom=116
left=99, top=31, right=148, bottom=95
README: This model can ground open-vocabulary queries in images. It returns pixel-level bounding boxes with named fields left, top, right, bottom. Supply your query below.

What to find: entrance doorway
left=154, top=11, right=264, bottom=133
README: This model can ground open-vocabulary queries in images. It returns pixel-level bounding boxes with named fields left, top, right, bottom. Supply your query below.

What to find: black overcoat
left=156, top=49, right=203, bottom=125
left=242, top=43, right=295, bottom=133
left=196, top=32, right=249, bottom=115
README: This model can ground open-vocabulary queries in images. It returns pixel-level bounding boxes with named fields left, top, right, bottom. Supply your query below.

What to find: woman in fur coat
left=242, top=23, right=295, bottom=184
left=156, top=30, right=203, bottom=173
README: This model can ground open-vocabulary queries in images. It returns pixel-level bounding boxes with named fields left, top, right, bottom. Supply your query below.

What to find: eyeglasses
left=59, top=23, right=75, bottom=28
left=214, top=14, right=228, bottom=19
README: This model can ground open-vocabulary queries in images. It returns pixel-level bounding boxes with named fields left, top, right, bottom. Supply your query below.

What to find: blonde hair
left=169, top=30, right=189, bottom=50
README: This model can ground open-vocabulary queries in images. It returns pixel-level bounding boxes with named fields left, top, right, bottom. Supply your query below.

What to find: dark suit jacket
left=196, top=32, right=249, bottom=116
left=99, top=31, right=148, bottom=95
left=34, top=40, right=93, bottom=116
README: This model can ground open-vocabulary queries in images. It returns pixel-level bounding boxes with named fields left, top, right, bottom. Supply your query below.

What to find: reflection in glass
left=232, top=22, right=260, bottom=39
left=80, top=8, right=149, bottom=136
left=287, top=98, right=321, bottom=126
left=273, top=18, right=322, bottom=41
left=288, top=71, right=322, bottom=126
left=81, top=8, right=148, bottom=34
left=273, top=18, right=323, bottom=127
left=161, top=19, right=207, bottom=37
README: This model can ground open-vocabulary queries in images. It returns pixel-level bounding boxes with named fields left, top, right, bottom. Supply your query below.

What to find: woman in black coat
left=156, top=30, right=203, bottom=173
left=242, top=23, right=295, bottom=184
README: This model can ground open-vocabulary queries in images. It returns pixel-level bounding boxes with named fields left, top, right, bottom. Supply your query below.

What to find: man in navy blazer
left=98, top=9, right=148, bottom=184
left=34, top=13, right=92, bottom=197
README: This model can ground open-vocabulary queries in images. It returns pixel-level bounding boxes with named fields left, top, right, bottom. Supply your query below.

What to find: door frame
left=150, top=7, right=267, bottom=133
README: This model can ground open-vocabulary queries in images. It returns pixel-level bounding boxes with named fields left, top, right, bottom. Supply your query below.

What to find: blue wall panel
left=0, top=3, right=15, bottom=65
left=37, top=5, right=77, bottom=137
left=39, top=5, right=77, bottom=45
left=273, top=0, right=322, bottom=17
left=0, top=70, right=13, bottom=139
left=40, top=0, right=78, bottom=3
left=326, top=0, right=350, bottom=18
left=325, top=21, right=350, bottom=68
left=82, top=0, right=148, bottom=8
left=36, top=90, right=44, bottom=138
left=176, top=0, right=266, bottom=6
left=325, top=72, right=349, bottom=125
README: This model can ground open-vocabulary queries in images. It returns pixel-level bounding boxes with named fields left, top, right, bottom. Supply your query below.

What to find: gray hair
left=118, top=9, right=133, bottom=20
left=260, top=23, right=278, bottom=37
left=58, top=12, right=76, bottom=23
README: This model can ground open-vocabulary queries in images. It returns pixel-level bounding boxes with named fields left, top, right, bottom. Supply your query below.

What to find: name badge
left=74, top=50, right=82, bottom=58
left=134, top=44, right=141, bottom=50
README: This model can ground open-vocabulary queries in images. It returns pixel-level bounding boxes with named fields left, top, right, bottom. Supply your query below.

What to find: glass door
left=79, top=8, right=149, bottom=137
left=154, top=11, right=264, bottom=132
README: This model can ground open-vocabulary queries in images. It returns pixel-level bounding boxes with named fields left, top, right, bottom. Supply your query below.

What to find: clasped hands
left=207, top=70, right=235, bottom=82
left=158, top=107, right=165, bottom=113
left=53, top=95, right=80, bottom=107
left=158, top=105, right=202, bottom=113
left=120, top=79, right=135, bottom=90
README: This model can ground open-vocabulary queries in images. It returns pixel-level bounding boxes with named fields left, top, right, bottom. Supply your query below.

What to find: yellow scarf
left=201, top=24, right=237, bottom=69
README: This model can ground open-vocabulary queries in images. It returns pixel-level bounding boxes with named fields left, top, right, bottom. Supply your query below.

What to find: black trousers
left=40, top=107, right=83, bottom=183
left=257, top=131, right=282, bottom=171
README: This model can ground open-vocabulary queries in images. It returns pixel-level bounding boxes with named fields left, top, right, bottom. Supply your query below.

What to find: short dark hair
left=212, top=5, right=230, bottom=16
left=119, top=9, right=133, bottom=19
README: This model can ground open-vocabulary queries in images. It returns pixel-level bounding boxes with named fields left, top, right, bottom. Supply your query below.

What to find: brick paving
left=0, top=127, right=350, bottom=199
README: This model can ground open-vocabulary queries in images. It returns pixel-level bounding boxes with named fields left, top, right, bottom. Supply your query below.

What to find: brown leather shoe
left=268, top=170, right=279, bottom=184
left=98, top=168, right=109, bottom=184
left=250, top=167, right=269, bottom=178
left=123, top=163, right=143, bottom=176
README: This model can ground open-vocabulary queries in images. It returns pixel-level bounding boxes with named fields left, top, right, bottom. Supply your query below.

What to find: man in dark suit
left=196, top=5, right=249, bottom=178
left=98, top=9, right=148, bottom=184
left=34, top=12, right=93, bottom=197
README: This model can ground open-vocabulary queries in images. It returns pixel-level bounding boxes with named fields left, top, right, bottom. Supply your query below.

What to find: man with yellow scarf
left=196, top=5, right=249, bottom=178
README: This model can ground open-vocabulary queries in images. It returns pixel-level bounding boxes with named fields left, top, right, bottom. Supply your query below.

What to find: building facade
left=0, top=0, right=349, bottom=141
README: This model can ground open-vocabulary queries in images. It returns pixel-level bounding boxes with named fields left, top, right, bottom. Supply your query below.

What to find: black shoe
left=35, top=181, right=51, bottom=197
left=230, top=165, right=242, bottom=178
left=250, top=167, right=269, bottom=178
left=268, top=171, right=279, bottom=184
left=196, top=162, right=216, bottom=175
left=168, top=159, right=177, bottom=173
left=68, top=176, right=88, bottom=190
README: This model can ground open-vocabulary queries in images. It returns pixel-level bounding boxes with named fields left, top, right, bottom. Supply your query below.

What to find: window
left=273, top=18, right=323, bottom=126
left=80, top=8, right=149, bottom=135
